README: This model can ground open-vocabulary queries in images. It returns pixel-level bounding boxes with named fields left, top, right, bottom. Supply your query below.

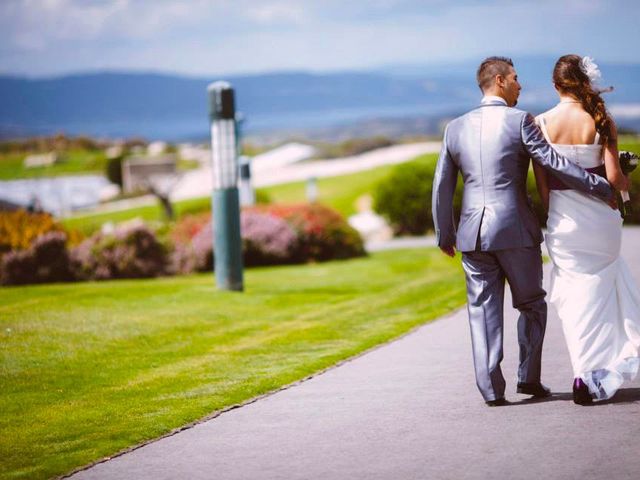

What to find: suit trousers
left=461, top=246, right=547, bottom=401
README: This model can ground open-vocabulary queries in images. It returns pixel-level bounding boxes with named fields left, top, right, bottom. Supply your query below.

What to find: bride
left=533, top=54, right=640, bottom=405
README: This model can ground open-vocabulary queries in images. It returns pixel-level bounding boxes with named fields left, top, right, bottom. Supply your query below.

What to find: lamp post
left=208, top=81, right=243, bottom=291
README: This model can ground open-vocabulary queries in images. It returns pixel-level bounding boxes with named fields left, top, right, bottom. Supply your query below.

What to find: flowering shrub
left=189, top=223, right=214, bottom=272
left=1, top=231, right=73, bottom=285
left=0, top=204, right=364, bottom=284
left=71, top=224, right=168, bottom=280
left=187, top=211, right=298, bottom=270
left=254, top=204, right=365, bottom=261
left=169, top=211, right=210, bottom=246
left=241, top=210, right=298, bottom=266
left=167, top=243, right=198, bottom=275
left=173, top=204, right=364, bottom=272
left=0, top=210, right=64, bottom=256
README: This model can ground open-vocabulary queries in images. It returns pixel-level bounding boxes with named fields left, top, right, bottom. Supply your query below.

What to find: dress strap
left=538, top=116, right=552, bottom=143
left=594, top=131, right=601, bottom=145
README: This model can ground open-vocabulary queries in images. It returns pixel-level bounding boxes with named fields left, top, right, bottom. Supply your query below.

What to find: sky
left=1, top=0, right=639, bottom=78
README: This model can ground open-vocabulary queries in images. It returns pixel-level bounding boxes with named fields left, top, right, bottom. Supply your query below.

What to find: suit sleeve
left=521, top=113, right=613, bottom=202
left=432, top=125, right=458, bottom=248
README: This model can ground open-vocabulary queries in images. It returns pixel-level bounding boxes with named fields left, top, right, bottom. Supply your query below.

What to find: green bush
left=106, top=156, right=123, bottom=187
left=373, top=160, right=462, bottom=235
left=374, top=162, right=431, bottom=235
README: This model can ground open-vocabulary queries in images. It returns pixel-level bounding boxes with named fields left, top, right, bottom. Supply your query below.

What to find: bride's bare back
left=533, top=100, right=628, bottom=212
left=540, top=103, right=599, bottom=145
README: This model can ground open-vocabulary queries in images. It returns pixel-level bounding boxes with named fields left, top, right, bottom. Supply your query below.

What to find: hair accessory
left=579, top=56, right=602, bottom=85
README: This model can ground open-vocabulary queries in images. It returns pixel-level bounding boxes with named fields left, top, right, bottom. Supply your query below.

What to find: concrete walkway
left=71, top=228, right=640, bottom=480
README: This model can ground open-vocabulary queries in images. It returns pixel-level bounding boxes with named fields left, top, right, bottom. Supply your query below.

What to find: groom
left=432, top=56, right=614, bottom=406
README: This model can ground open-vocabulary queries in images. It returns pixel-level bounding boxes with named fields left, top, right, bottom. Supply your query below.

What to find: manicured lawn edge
left=1, top=248, right=466, bottom=479
left=65, top=302, right=464, bottom=478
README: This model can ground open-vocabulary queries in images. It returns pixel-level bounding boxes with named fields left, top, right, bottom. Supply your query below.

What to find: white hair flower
left=580, top=56, right=602, bottom=85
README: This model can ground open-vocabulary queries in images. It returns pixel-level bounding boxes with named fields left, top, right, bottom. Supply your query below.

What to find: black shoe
left=516, top=382, right=551, bottom=397
left=572, top=378, right=593, bottom=405
left=485, top=398, right=507, bottom=407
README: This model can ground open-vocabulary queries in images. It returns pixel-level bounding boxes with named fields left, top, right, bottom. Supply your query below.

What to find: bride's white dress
left=538, top=115, right=640, bottom=401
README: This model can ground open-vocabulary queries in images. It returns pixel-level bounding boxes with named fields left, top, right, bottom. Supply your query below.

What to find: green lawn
left=0, top=150, right=109, bottom=180
left=0, top=247, right=465, bottom=480
left=61, top=153, right=439, bottom=235
left=0, top=150, right=199, bottom=181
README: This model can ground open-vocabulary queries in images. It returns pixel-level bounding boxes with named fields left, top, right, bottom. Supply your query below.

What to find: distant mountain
left=1, top=57, right=639, bottom=141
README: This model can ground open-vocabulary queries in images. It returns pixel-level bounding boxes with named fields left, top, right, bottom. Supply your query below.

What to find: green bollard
left=212, top=188, right=244, bottom=291
left=208, top=81, right=244, bottom=292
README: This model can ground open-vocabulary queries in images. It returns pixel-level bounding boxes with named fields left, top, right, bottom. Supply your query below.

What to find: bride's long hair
left=553, top=54, right=612, bottom=143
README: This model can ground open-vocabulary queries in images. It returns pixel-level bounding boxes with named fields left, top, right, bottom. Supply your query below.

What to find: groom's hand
left=440, top=245, right=456, bottom=257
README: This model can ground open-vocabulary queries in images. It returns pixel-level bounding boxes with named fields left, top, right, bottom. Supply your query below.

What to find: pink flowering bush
left=0, top=204, right=365, bottom=285
left=190, top=223, right=214, bottom=272
left=241, top=210, right=298, bottom=266
left=167, top=243, right=198, bottom=275
left=186, top=211, right=298, bottom=271
left=1, top=231, right=74, bottom=285
left=255, top=204, right=365, bottom=262
left=71, top=225, right=168, bottom=280
left=171, top=204, right=365, bottom=273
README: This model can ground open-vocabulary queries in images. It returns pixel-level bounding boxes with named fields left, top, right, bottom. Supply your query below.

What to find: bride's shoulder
left=534, top=109, right=553, bottom=125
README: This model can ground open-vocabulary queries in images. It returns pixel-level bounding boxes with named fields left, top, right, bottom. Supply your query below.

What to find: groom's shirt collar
left=481, top=95, right=508, bottom=105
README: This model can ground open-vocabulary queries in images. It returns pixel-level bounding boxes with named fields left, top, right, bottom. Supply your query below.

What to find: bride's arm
left=604, top=119, right=630, bottom=192
left=532, top=115, right=549, bottom=211
left=532, top=162, right=549, bottom=212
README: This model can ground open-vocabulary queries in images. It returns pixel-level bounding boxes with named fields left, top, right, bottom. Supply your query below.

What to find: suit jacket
left=432, top=100, right=614, bottom=252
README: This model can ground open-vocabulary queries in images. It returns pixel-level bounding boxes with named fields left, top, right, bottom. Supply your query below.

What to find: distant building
left=122, top=155, right=177, bottom=193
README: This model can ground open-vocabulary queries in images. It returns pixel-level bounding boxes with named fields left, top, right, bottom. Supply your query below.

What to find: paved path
left=71, top=228, right=640, bottom=480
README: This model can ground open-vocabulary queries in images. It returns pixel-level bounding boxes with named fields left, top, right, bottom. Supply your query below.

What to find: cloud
left=244, top=2, right=308, bottom=26
left=1, top=0, right=202, bottom=48
left=0, top=0, right=638, bottom=77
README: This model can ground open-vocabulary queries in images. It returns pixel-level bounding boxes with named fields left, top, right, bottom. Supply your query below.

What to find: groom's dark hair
left=477, top=56, right=514, bottom=92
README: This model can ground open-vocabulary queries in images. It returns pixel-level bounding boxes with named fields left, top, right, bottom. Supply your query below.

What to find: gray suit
left=432, top=99, right=613, bottom=401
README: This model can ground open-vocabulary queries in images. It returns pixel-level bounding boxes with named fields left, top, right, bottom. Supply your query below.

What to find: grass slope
left=0, top=247, right=465, bottom=479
